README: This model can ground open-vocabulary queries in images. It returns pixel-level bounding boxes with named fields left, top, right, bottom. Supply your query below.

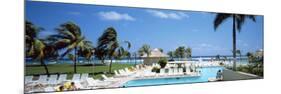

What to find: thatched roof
left=141, top=48, right=168, bottom=57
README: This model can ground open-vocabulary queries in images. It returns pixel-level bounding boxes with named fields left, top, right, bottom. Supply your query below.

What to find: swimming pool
left=123, top=66, right=224, bottom=87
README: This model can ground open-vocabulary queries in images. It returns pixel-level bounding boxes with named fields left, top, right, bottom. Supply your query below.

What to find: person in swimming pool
left=216, top=70, right=223, bottom=80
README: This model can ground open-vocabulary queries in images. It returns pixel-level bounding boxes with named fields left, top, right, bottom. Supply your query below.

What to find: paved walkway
left=222, top=69, right=262, bottom=81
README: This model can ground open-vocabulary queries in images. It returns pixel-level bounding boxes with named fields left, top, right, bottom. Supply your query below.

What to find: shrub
left=158, top=58, right=168, bottom=68
left=219, top=62, right=224, bottom=66
left=151, top=67, right=160, bottom=73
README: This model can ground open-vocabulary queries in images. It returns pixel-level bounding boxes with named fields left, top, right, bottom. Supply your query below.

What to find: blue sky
left=25, top=1, right=263, bottom=56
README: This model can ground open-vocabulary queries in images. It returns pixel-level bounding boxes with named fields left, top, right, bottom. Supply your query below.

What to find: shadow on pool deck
left=222, top=69, right=263, bottom=81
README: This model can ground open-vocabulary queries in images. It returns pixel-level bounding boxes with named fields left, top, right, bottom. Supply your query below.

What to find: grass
left=25, top=63, right=134, bottom=79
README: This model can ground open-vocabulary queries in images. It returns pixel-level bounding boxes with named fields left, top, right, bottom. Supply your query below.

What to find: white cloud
left=146, top=10, right=189, bottom=20
left=98, top=11, right=135, bottom=21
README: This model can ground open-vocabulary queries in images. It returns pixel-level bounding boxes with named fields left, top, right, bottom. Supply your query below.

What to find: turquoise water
left=123, top=66, right=224, bottom=87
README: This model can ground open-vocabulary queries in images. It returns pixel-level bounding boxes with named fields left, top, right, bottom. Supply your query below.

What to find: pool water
left=123, top=66, right=224, bottom=87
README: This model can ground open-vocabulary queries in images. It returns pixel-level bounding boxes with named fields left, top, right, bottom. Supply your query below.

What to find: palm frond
left=214, top=13, right=232, bottom=30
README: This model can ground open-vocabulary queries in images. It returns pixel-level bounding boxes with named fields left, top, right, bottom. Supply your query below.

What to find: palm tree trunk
left=232, top=15, right=237, bottom=71
left=109, top=58, right=113, bottom=73
left=41, top=58, right=50, bottom=75
left=74, top=47, right=77, bottom=73
left=134, top=53, right=137, bottom=66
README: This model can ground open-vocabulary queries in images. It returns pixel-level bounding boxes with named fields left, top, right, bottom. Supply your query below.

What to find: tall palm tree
left=48, top=21, right=92, bottom=73
left=214, top=13, right=256, bottom=71
left=26, top=21, right=56, bottom=75
left=96, top=27, right=131, bottom=73
left=138, top=44, right=151, bottom=57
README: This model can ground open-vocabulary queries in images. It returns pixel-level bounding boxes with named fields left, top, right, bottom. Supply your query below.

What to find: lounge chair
left=47, top=75, right=58, bottom=85
left=72, top=74, right=81, bottom=82
left=178, top=68, right=184, bottom=75
left=173, top=68, right=179, bottom=75
left=57, top=74, right=67, bottom=84
left=168, top=68, right=173, bottom=76
left=125, top=67, right=133, bottom=74
left=185, top=68, right=191, bottom=75
left=81, top=73, right=89, bottom=81
left=159, top=69, right=166, bottom=76
left=25, top=76, right=33, bottom=84
left=86, top=78, right=111, bottom=88
left=119, top=69, right=129, bottom=76
left=101, top=75, right=115, bottom=81
left=136, top=65, right=140, bottom=70
left=114, top=70, right=120, bottom=76
left=37, top=75, right=48, bottom=84
left=118, top=69, right=125, bottom=76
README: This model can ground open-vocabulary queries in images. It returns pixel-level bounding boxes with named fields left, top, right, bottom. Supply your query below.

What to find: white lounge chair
left=159, top=69, right=166, bottom=76
left=119, top=69, right=129, bottom=76
left=86, top=78, right=111, bottom=88
left=114, top=70, right=123, bottom=77
left=101, top=74, right=113, bottom=79
left=57, top=74, right=67, bottom=84
left=125, top=67, right=133, bottom=74
left=81, top=73, right=89, bottom=81
left=185, top=68, right=191, bottom=75
left=118, top=69, right=124, bottom=75
left=101, top=75, right=115, bottom=81
left=178, top=68, right=184, bottom=75
left=47, top=75, right=58, bottom=85
left=173, top=68, right=179, bottom=75
left=37, top=75, right=48, bottom=84
left=25, top=76, right=33, bottom=84
left=72, top=74, right=81, bottom=82
left=168, top=68, right=173, bottom=76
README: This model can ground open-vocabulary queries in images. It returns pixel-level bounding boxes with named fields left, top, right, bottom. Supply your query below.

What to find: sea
left=25, top=56, right=249, bottom=66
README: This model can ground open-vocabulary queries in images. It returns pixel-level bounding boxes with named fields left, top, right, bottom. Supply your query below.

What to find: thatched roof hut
left=142, top=48, right=168, bottom=65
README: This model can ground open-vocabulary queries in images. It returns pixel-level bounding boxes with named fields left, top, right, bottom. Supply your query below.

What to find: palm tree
left=96, top=27, right=131, bottom=73
left=77, top=42, right=94, bottom=63
left=214, top=13, right=256, bottom=71
left=216, top=54, right=221, bottom=61
left=246, top=52, right=255, bottom=63
left=132, top=52, right=137, bottom=66
left=186, top=47, right=192, bottom=59
left=138, top=44, right=151, bottom=57
left=175, top=46, right=186, bottom=60
left=48, top=21, right=92, bottom=73
left=26, top=21, right=56, bottom=75
left=167, top=51, right=174, bottom=59
left=158, top=48, right=164, bottom=53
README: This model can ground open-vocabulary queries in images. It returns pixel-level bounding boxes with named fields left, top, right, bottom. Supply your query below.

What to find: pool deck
left=222, top=69, right=262, bottom=81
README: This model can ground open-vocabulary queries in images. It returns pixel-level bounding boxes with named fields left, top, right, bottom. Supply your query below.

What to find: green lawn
left=25, top=63, right=134, bottom=79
